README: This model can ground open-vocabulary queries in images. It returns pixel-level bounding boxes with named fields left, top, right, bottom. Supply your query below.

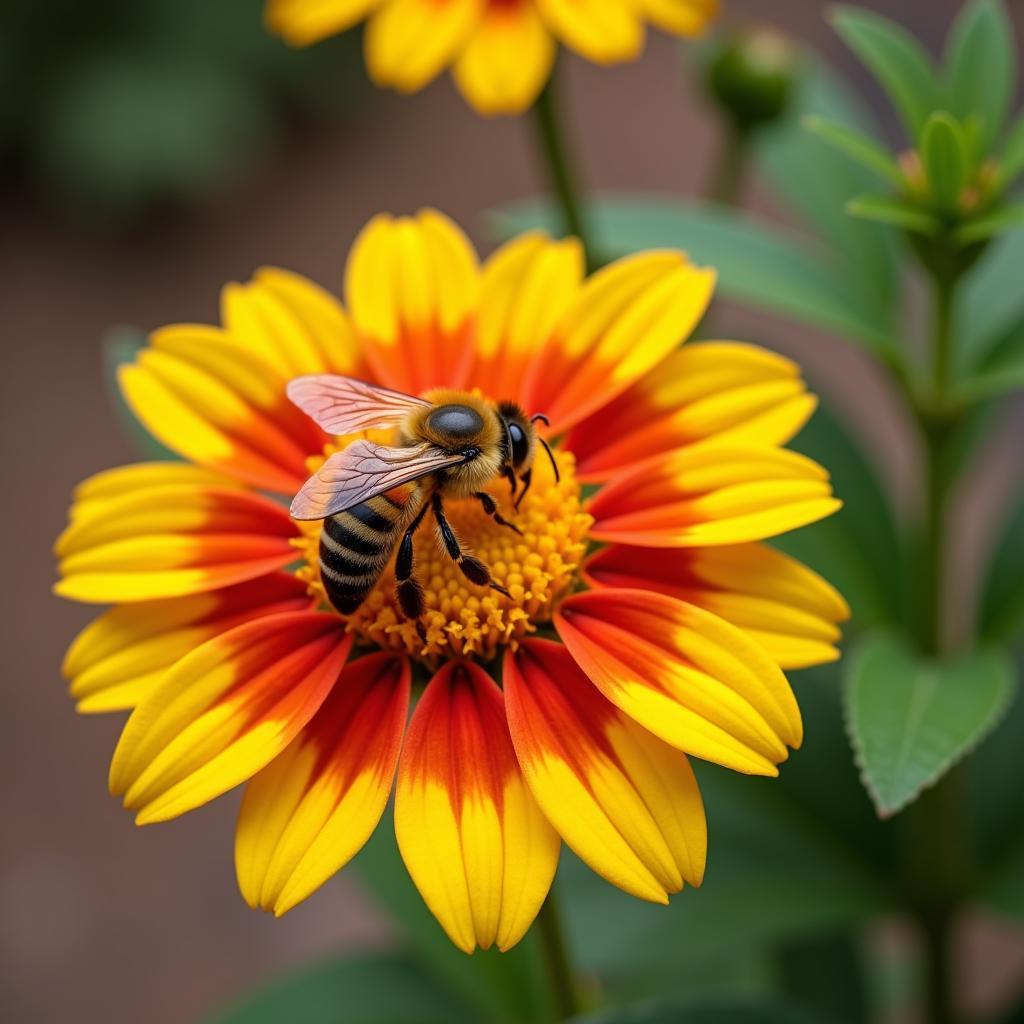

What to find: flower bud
left=705, top=27, right=798, bottom=131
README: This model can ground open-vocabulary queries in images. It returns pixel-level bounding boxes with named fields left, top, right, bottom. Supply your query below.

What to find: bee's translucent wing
left=286, top=374, right=430, bottom=435
left=289, top=440, right=465, bottom=520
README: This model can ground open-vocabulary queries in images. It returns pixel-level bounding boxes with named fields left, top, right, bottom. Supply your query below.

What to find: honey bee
left=286, top=375, right=558, bottom=624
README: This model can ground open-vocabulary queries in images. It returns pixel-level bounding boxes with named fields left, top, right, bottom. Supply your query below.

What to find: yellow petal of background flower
left=55, top=483, right=299, bottom=603
left=505, top=640, right=706, bottom=902
left=63, top=574, right=312, bottom=713
left=453, top=4, right=556, bottom=116
left=568, top=342, right=817, bottom=481
left=110, top=611, right=352, bottom=825
left=395, top=661, right=559, bottom=953
left=537, top=0, right=644, bottom=63
left=236, top=652, right=409, bottom=915
left=583, top=543, right=849, bottom=669
left=344, top=209, right=480, bottom=393
left=366, top=0, right=481, bottom=94
left=470, top=231, right=583, bottom=403
left=266, top=0, right=386, bottom=46
left=556, top=588, right=802, bottom=775
left=640, top=0, right=718, bottom=35
left=522, top=252, right=715, bottom=433
left=587, top=444, right=841, bottom=547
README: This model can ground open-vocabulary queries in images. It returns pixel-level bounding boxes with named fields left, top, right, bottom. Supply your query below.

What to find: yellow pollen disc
left=292, top=445, right=592, bottom=662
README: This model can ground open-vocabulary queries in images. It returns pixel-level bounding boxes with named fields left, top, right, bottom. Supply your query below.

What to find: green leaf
left=103, top=327, right=177, bottom=461
left=844, top=632, right=1016, bottom=817
left=802, top=115, right=903, bottom=187
left=1001, top=113, right=1024, bottom=184
left=953, top=203, right=1024, bottom=246
left=920, top=112, right=969, bottom=212
left=489, top=197, right=893, bottom=353
left=206, top=951, right=476, bottom=1024
left=755, top=59, right=901, bottom=312
left=570, top=998, right=819, bottom=1024
left=39, top=50, right=275, bottom=215
left=829, top=7, right=940, bottom=142
left=845, top=194, right=940, bottom=236
left=944, top=0, right=1015, bottom=153
left=777, top=402, right=905, bottom=630
left=956, top=231, right=1024, bottom=370
left=353, top=815, right=553, bottom=1024
left=957, top=319, right=1024, bottom=399
left=978, top=483, right=1024, bottom=642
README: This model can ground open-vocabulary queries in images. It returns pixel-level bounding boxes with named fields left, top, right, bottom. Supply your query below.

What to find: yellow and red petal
left=640, top=0, right=718, bottom=36
left=587, top=445, right=841, bottom=548
left=395, top=660, right=559, bottom=953
left=365, top=0, right=481, bottom=95
left=344, top=209, right=480, bottom=394
left=222, top=269, right=362, bottom=379
left=118, top=346, right=311, bottom=495
left=537, top=0, right=645, bottom=63
left=68, top=462, right=245, bottom=522
left=265, top=0, right=386, bottom=46
left=583, top=543, right=849, bottom=669
left=505, top=639, right=705, bottom=903
left=521, top=252, right=715, bottom=434
left=469, top=231, right=583, bottom=402
left=567, top=342, right=817, bottom=481
left=236, top=652, right=410, bottom=915
left=150, top=324, right=327, bottom=457
left=555, top=588, right=802, bottom=775
left=63, top=574, right=313, bottom=714
left=110, top=611, right=352, bottom=824
left=452, top=2, right=556, bottom=116
left=55, top=483, right=299, bottom=603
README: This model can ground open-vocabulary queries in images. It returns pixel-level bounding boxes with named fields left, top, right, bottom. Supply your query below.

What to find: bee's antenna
left=530, top=413, right=550, bottom=426
left=539, top=436, right=560, bottom=483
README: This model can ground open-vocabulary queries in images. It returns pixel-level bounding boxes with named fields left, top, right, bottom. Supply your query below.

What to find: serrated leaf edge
left=843, top=638, right=1016, bottom=818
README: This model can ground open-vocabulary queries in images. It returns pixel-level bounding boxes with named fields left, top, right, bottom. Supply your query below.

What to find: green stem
left=532, top=67, right=595, bottom=269
left=707, top=121, right=752, bottom=206
left=905, top=271, right=965, bottom=1024
left=931, top=277, right=955, bottom=405
left=536, top=887, right=580, bottom=1021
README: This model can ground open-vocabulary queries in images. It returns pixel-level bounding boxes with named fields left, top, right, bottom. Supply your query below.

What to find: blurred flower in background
left=265, top=0, right=719, bottom=115
left=55, top=209, right=845, bottom=953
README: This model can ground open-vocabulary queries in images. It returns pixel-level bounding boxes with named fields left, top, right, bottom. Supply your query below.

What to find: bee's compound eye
left=508, top=421, right=529, bottom=466
left=427, top=404, right=485, bottom=440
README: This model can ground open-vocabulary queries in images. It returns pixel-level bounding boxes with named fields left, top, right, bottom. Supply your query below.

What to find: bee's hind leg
left=474, top=492, right=522, bottom=535
left=394, top=504, right=430, bottom=637
left=432, top=494, right=511, bottom=598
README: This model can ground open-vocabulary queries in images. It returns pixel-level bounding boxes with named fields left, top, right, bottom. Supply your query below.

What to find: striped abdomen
left=319, top=489, right=417, bottom=615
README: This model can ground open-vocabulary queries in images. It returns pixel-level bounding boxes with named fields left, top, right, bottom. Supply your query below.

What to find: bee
left=286, top=375, right=558, bottom=624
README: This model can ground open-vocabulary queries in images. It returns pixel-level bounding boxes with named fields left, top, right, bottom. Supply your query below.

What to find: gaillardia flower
left=265, top=0, right=719, bottom=116
left=56, top=209, right=846, bottom=953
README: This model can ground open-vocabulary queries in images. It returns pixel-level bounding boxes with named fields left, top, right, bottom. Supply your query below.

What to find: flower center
left=293, top=443, right=592, bottom=662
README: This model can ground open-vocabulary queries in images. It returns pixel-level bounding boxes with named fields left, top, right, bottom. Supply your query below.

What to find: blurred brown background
left=3, top=2, right=1023, bottom=1022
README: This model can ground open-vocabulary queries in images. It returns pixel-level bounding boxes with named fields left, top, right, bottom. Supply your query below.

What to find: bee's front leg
left=432, top=494, right=511, bottom=598
left=500, top=465, right=518, bottom=497
left=514, top=468, right=532, bottom=509
left=474, top=492, right=522, bottom=535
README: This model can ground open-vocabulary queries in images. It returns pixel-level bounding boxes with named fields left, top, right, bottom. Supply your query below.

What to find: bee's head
left=497, top=403, right=559, bottom=483
left=496, top=402, right=534, bottom=472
